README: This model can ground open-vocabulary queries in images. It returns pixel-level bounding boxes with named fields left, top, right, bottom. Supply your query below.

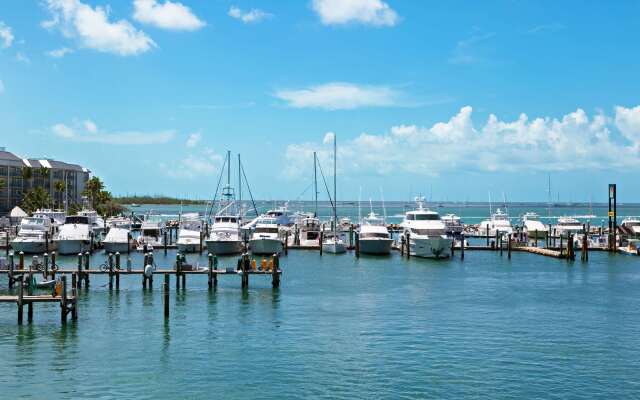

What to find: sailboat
left=322, top=133, right=346, bottom=254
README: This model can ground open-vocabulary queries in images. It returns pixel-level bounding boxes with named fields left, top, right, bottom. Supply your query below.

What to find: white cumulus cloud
left=274, top=82, right=402, bottom=110
left=284, top=105, right=640, bottom=179
left=133, top=0, right=205, bottom=31
left=185, top=132, right=201, bottom=147
left=228, top=6, right=272, bottom=24
left=0, top=21, right=14, bottom=48
left=47, top=47, right=73, bottom=58
left=42, top=0, right=156, bottom=56
left=312, top=0, right=398, bottom=27
left=52, top=119, right=174, bottom=145
left=161, top=148, right=223, bottom=179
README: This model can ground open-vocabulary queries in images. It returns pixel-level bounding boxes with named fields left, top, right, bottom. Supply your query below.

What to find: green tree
left=81, top=176, right=123, bottom=217
left=21, top=187, right=51, bottom=214
left=21, top=166, right=32, bottom=196
left=82, top=176, right=104, bottom=209
left=54, top=180, right=66, bottom=209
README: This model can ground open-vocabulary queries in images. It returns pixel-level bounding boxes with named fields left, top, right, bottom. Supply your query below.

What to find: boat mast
left=313, top=151, right=318, bottom=217
left=333, top=133, right=337, bottom=234
left=238, top=153, right=242, bottom=217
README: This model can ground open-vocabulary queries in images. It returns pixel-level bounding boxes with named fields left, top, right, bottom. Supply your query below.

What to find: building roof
left=0, top=149, right=90, bottom=173
left=0, top=150, right=24, bottom=164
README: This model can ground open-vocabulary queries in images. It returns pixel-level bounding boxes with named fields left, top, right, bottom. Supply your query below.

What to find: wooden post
left=19, top=251, right=24, bottom=270
left=127, top=233, right=131, bottom=255
left=499, top=234, right=503, bottom=256
left=45, top=231, right=49, bottom=254
left=486, top=225, right=489, bottom=246
left=8, top=253, right=14, bottom=289
left=349, top=225, right=354, bottom=248
left=27, top=298, right=33, bottom=323
left=319, top=231, right=323, bottom=256
left=108, top=253, right=114, bottom=289
left=284, top=231, right=289, bottom=255
left=43, top=252, right=49, bottom=280
left=460, top=233, right=465, bottom=260
left=199, top=229, right=204, bottom=254
left=142, top=253, right=148, bottom=289
left=355, top=231, right=360, bottom=258
left=450, top=237, right=454, bottom=257
left=61, top=274, right=67, bottom=324
left=406, top=233, right=411, bottom=259
left=213, top=255, right=218, bottom=287
left=508, top=234, right=512, bottom=259
left=148, top=253, right=154, bottom=289
left=4, top=230, right=8, bottom=257
left=76, top=253, right=82, bottom=289
left=84, top=251, right=90, bottom=287
left=163, top=230, right=167, bottom=255
left=208, top=253, right=213, bottom=289
left=164, top=274, right=169, bottom=319
left=175, top=253, right=181, bottom=290
left=400, top=234, right=405, bottom=257
left=272, top=253, right=280, bottom=288
left=18, top=275, right=24, bottom=324
left=559, top=235, right=564, bottom=257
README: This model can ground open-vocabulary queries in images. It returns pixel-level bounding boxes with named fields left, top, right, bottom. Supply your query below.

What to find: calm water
left=1, top=249, right=640, bottom=399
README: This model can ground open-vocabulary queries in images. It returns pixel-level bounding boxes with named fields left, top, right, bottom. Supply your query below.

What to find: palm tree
left=21, top=166, right=32, bottom=197
left=38, top=166, right=51, bottom=207
left=54, top=180, right=66, bottom=209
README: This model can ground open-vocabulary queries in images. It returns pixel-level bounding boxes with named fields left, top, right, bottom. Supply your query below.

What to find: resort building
left=0, top=147, right=90, bottom=214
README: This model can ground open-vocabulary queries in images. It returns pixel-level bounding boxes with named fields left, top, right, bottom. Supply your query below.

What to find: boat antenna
left=488, top=191, right=493, bottom=215
left=313, top=151, right=318, bottom=218
left=369, top=198, right=373, bottom=214
left=205, top=152, right=228, bottom=220
left=380, top=187, right=387, bottom=222
left=503, top=192, right=509, bottom=216
left=358, top=186, right=362, bottom=223
left=238, top=153, right=242, bottom=218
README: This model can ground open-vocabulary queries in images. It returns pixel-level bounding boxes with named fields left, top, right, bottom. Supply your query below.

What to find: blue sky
left=1, top=0, right=639, bottom=202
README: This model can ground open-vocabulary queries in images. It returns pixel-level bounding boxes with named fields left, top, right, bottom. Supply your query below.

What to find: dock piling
left=163, top=274, right=169, bottom=319
left=272, top=253, right=280, bottom=288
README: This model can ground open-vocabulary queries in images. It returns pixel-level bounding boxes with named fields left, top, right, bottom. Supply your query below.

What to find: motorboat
left=249, top=217, right=283, bottom=255
left=294, top=216, right=322, bottom=247
left=522, top=212, right=548, bottom=239
left=322, top=233, right=346, bottom=254
left=11, top=216, right=57, bottom=254
left=553, top=217, right=584, bottom=236
left=621, top=217, right=640, bottom=236
left=77, top=209, right=106, bottom=237
left=619, top=239, right=640, bottom=256
left=479, top=208, right=513, bottom=237
left=55, top=215, right=92, bottom=255
left=102, top=217, right=132, bottom=253
left=441, top=213, right=464, bottom=236
left=206, top=214, right=243, bottom=255
left=176, top=213, right=203, bottom=253
left=137, top=216, right=164, bottom=251
left=265, top=203, right=293, bottom=226
left=400, top=197, right=452, bottom=258
left=358, top=212, right=393, bottom=255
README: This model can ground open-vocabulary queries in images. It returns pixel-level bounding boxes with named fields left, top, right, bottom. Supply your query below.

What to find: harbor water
left=1, top=248, right=639, bottom=398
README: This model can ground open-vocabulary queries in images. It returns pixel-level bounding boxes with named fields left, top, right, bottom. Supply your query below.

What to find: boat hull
left=177, top=240, right=201, bottom=253
left=206, top=240, right=243, bottom=255
left=56, top=239, right=91, bottom=255
left=103, top=242, right=131, bottom=254
left=250, top=238, right=283, bottom=255
left=358, top=238, right=393, bottom=255
left=10, top=239, right=53, bottom=254
left=409, top=236, right=452, bottom=259
left=322, top=241, right=346, bottom=254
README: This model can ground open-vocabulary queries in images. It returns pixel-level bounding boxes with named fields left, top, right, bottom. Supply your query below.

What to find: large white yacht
left=137, top=215, right=164, bottom=251
left=265, top=203, right=293, bottom=226
left=207, top=214, right=243, bottom=255
left=176, top=213, right=203, bottom=253
left=400, top=197, right=452, bottom=258
left=55, top=215, right=92, bottom=254
left=522, top=212, right=548, bottom=239
left=358, top=212, right=393, bottom=255
left=621, top=217, right=640, bottom=235
left=249, top=216, right=283, bottom=255
left=479, top=209, right=513, bottom=236
left=293, top=215, right=322, bottom=247
left=11, top=216, right=57, bottom=254
left=553, top=217, right=584, bottom=236
left=103, top=216, right=132, bottom=253
left=77, top=209, right=106, bottom=237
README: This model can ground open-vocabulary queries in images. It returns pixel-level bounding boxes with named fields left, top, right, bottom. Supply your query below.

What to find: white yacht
left=77, top=209, right=106, bottom=237
left=137, top=216, right=164, bottom=251
left=322, top=232, right=346, bottom=254
left=522, top=212, right=548, bottom=239
left=102, top=217, right=132, bottom=253
left=294, top=216, right=322, bottom=247
left=33, top=209, right=66, bottom=229
left=176, top=213, right=203, bottom=253
left=207, top=214, right=243, bottom=255
left=553, top=217, right=584, bottom=236
left=55, top=215, right=92, bottom=255
left=11, top=216, right=57, bottom=254
left=358, top=212, right=393, bottom=255
left=621, top=217, right=640, bottom=235
left=441, top=213, right=464, bottom=236
left=479, top=208, right=513, bottom=236
left=249, top=217, right=283, bottom=255
left=265, top=204, right=294, bottom=226
left=400, top=197, right=452, bottom=258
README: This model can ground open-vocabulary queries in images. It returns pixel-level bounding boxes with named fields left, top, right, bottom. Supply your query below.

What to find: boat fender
left=144, top=264, right=153, bottom=278
left=251, top=259, right=257, bottom=270
left=260, top=258, right=267, bottom=271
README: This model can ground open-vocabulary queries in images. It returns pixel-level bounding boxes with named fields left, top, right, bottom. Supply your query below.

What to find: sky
left=1, top=0, right=640, bottom=202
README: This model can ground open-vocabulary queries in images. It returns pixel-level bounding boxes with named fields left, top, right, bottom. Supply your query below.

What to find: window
left=256, top=227, right=278, bottom=234
left=415, top=214, right=440, bottom=221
